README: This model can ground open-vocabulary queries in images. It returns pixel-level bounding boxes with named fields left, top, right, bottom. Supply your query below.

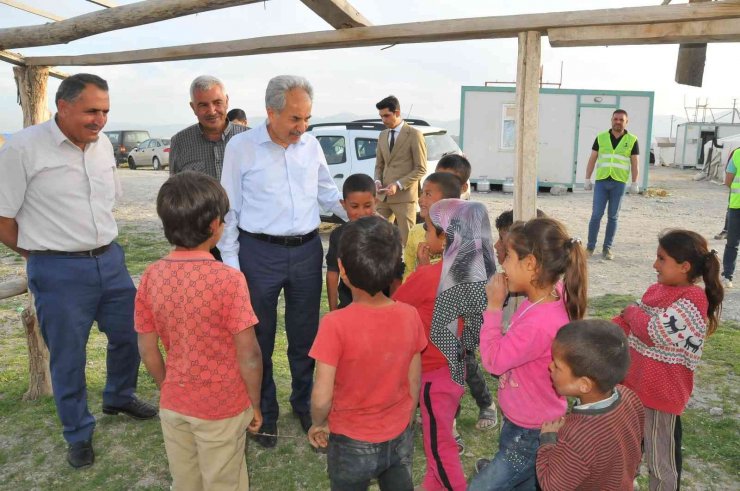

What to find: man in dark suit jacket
left=374, top=95, right=427, bottom=246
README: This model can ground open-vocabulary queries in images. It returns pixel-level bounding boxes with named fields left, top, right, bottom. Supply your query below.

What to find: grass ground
left=0, top=235, right=737, bottom=490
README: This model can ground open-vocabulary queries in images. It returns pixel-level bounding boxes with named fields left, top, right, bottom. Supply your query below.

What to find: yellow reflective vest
left=595, top=131, right=637, bottom=183
left=731, top=149, right=740, bottom=209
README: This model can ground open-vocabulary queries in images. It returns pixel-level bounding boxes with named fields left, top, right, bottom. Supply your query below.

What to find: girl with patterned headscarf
left=394, top=198, right=495, bottom=490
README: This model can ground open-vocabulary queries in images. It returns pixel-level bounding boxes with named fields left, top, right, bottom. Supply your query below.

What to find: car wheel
left=152, top=157, right=161, bottom=170
left=128, top=156, right=136, bottom=170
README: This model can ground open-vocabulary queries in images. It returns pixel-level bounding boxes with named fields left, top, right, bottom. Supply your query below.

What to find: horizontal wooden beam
left=21, top=1, right=740, bottom=66
left=0, top=0, right=64, bottom=21
left=299, top=0, right=372, bottom=29
left=0, top=277, right=28, bottom=301
left=0, top=0, right=266, bottom=50
left=86, top=0, right=118, bottom=7
left=548, top=18, right=740, bottom=47
left=0, top=50, right=68, bottom=79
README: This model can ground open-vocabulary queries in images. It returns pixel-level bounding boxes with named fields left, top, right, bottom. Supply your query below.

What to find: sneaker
left=723, top=277, right=733, bottom=289
left=454, top=434, right=465, bottom=455
left=586, top=248, right=594, bottom=257
left=714, top=231, right=727, bottom=240
left=603, top=248, right=614, bottom=260
left=475, top=458, right=491, bottom=475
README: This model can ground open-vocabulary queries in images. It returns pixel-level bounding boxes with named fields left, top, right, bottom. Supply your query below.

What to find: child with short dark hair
left=613, top=229, right=724, bottom=491
left=536, top=319, right=645, bottom=491
left=394, top=199, right=495, bottom=490
left=308, top=216, right=427, bottom=490
left=470, top=217, right=588, bottom=490
left=325, top=173, right=379, bottom=310
left=434, top=153, right=472, bottom=195
left=135, top=171, right=263, bottom=490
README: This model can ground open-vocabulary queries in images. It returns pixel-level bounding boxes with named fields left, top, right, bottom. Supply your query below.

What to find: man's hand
left=541, top=416, right=565, bottom=434
left=385, top=183, right=399, bottom=196
left=486, top=273, right=509, bottom=311
left=583, top=179, right=593, bottom=191
left=630, top=182, right=640, bottom=194
left=247, top=408, right=263, bottom=433
left=308, top=423, right=330, bottom=448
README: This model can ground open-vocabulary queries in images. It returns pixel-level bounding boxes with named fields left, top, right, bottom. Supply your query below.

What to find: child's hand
left=486, top=273, right=508, bottom=310
left=247, top=408, right=263, bottom=434
left=417, top=242, right=431, bottom=266
left=308, top=423, right=330, bottom=448
left=541, top=416, right=565, bottom=434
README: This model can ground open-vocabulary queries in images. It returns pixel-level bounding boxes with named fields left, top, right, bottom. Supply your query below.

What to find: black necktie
left=389, top=129, right=395, bottom=152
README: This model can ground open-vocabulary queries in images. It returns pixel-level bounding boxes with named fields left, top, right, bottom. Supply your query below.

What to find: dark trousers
left=722, top=208, right=740, bottom=280
left=238, top=232, right=323, bottom=426
left=328, top=425, right=415, bottom=491
left=465, top=350, right=493, bottom=409
left=26, top=242, right=139, bottom=444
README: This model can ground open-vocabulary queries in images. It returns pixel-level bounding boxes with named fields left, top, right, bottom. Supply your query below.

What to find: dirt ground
left=115, top=164, right=737, bottom=321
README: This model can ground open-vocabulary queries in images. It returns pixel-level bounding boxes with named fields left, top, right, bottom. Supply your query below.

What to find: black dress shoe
left=294, top=411, right=312, bottom=433
left=253, top=423, right=277, bottom=448
left=102, top=397, right=158, bottom=420
left=67, top=440, right=94, bottom=468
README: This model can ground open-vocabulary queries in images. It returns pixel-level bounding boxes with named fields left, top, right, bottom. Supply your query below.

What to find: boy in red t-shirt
left=308, top=216, right=427, bottom=490
left=135, top=172, right=263, bottom=491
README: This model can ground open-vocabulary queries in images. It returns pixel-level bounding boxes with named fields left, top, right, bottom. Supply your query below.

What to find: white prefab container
left=673, top=122, right=740, bottom=169
left=459, top=87, right=654, bottom=190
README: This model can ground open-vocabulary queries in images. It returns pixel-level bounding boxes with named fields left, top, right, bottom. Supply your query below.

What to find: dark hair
left=338, top=216, right=401, bottom=296
left=55, top=73, right=108, bottom=104
left=424, top=172, right=462, bottom=199
left=227, top=108, right=247, bottom=122
left=156, top=171, right=229, bottom=248
left=613, top=109, right=628, bottom=118
left=494, top=209, right=547, bottom=232
left=376, top=95, right=400, bottom=113
left=342, top=173, right=376, bottom=199
left=658, top=229, right=723, bottom=335
left=554, top=319, right=630, bottom=393
left=436, top=154, right=471, bottom=183
left=507, top=217, right=588, bottom=320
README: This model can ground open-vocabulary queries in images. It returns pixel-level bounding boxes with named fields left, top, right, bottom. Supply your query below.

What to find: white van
left=308, top=120, right=467, bottom=220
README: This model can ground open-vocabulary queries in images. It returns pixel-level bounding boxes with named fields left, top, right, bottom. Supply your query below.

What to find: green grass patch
left=0, top=280, right=737, bottom=489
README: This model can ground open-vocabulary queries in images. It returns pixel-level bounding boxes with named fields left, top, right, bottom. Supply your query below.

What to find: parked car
left=126, top=138, right=171, bottom=170
left=104, top=130, right=150, bottom=165
left=307, top=119, right=468, bottom=220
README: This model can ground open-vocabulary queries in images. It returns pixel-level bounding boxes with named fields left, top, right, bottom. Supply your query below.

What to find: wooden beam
left=675, top=0, right=711, bottom=88
left=86, top=0, right=118, bottom=7
left=0, top=0, right=64, bottom=22
left=299, top=0, right=372, bottom=29
left=0, top=277, right=27, bottom=300
left=513, top=31, right=540, bottom=223
left=0, top=50, right=68, bottom=79
left=548, top=18, right=740, bottom=47
left=0, top=0, right=266, bottom=50
left=21, top=1, right=740, bottom=66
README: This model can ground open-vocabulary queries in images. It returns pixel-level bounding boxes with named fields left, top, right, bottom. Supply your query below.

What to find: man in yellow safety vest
left=583, top=109, right=640, bottom=260
left=721, top=147, right=740, bottom=288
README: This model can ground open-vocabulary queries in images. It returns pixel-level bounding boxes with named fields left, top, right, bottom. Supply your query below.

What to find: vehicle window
left=124, top=132, right=150, bottom=145
left=105, top=132, right=120, bottom=145
left=317, top=136, right=346, bottom=165
left=154, top=140, right=161, bottom=147
left=355, top=138, right=377, bottom=160
left=424, top=133, right=461, bottom=161
left=162, top=139, right=171, bottom=145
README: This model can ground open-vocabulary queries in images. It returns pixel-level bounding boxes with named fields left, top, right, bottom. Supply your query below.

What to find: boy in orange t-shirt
left=135, top=172, right=263, bottom=491
left=308, top=216, right=427, bottom=490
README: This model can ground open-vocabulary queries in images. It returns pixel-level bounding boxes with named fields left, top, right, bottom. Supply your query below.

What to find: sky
left=0, top=0, right=738, bottom=136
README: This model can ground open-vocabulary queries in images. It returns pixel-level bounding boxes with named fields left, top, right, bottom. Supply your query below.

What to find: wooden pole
left=513, top=31, right=541, bottom=222
left=675, top=0, right=710, bottom=87
left=11, top=65, right=53, bottom=401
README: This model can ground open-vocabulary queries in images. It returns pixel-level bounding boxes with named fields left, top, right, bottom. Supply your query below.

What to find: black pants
left=465, top=350, right=493, bottom=409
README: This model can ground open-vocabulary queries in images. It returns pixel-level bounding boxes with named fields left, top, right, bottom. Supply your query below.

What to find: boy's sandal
left=454, top=434, right=465, bottom=455
left=476, top=405, right=498, bottom=430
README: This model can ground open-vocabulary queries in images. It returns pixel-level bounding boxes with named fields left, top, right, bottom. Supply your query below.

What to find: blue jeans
left=26, top=243, right=139, bottom=444
left=327, top=425, right=415, bottom=491
left=238, top=232, right=323, bottom=426
left=467, top=418, right=541, bottom=491
left=722, top=208, right=740, bottom=281
left=587, top=178, right=626, bottom=251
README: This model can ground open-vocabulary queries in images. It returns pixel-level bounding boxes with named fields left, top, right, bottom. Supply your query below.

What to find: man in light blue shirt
left=219, top=75, right=346, bottom=448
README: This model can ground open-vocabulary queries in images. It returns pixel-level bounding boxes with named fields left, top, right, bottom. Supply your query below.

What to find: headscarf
left=429, top=199, right=496, bottom=385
